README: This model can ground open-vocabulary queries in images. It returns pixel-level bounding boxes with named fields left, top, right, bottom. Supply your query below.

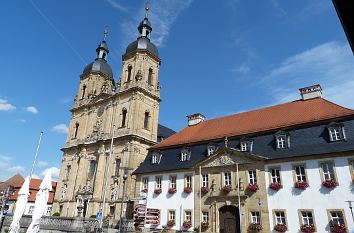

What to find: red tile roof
left=0, top=174, right=24, bottom=192
left=152, top=98, right=354, bottom=149
left=9, top=178, right=57, bottom=204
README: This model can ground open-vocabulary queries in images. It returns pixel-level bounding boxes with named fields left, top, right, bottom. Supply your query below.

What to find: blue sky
left=0, top=0, right=353, bottom=181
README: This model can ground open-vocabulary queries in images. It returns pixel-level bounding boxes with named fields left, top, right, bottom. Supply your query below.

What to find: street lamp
left=119, top=169, right=128, bottom=233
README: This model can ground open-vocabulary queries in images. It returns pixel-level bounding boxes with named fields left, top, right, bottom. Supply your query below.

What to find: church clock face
left=97, top=105, right=105, bottom=117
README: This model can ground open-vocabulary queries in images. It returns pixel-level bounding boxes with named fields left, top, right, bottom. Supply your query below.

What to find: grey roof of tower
left=83, top=59, right=113, bottom=78
left=125, top=37, right=158, bottom=57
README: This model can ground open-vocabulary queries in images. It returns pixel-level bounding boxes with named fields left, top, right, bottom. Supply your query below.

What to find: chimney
left=187, top=113, right=205, bottom=126
left=299, top=84, right=323, bottom=100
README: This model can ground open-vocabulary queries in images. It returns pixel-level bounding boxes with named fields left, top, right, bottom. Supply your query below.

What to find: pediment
left=203, top=152, right=254, bottom=168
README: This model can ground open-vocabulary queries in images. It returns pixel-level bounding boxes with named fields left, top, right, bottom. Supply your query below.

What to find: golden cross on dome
left=103, top=26, right=108, bottom=41
left=145, top=0, right=150, bottom=18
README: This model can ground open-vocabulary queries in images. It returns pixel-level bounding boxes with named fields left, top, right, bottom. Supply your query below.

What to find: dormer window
left=180, top=148, right=191, bottom=161
left=207, top=145, right=216, bottom=156
left=327, top=123, right=345, bottom=142
left=151, top=152, right=162, bottom=164
left=275, top=131, right=290, bottom=149
left=240, top=138, right=253, bottom=153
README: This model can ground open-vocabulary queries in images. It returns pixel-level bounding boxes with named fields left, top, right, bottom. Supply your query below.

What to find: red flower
left=246, top=183, right=259, bottom=193
left=330, top=224, right=347, bottom=233
left=274, top=224, right=287, bottom=232
left=167, top=220, right=175, bottom=227
left=184, top=187, right=193, bottom=194
left=168, top=188, right=177, bottom=194
left=201, top=186, right=209, bottom=194
left=322, top=179, right=338, bottom=189
left=183, top=221, right=192, bottom=229
left=295, top=181, right=309, bottom=190
left=221, top=185, right=232, bottom=193
left=300, top=224, right=315, bottom=233
left=269, top=182, right=283, bottom=191
left=141, top=188, right=148, bottom=193
left=154, top=188, right=162, bottom=194
left=201, top=222, right=209, bottom=231
left=248, top=223, right=262, bottom=232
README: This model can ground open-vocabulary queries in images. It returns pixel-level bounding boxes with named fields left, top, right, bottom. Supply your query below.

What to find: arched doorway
left=219, top=205, right=240, bottom=233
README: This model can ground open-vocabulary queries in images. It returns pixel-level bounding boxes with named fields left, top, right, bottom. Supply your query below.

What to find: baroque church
left=53, top=4, right=175, bottom=222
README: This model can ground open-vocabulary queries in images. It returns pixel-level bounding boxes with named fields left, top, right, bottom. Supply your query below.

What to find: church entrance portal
left=219, top=205, right=240, bottom=233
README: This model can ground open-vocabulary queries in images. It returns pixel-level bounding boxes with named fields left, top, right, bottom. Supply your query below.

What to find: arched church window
left=82, top=85, right=87, bottom=99
left=144, top=111, right=150, bottom=129
left=127, top=65, right=133, bottom=82
left=121, top=108, right=127, bottom=127
left=74, top=122, right=79, bottom=138
left=148, top=68, right=153, bottom=85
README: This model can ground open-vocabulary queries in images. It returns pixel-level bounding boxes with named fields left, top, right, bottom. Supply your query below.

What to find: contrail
left=28, top=0, right=87, bottom=65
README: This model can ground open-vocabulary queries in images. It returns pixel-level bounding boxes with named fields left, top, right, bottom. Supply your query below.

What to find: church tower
left=53, top=4, right=162, bottom=223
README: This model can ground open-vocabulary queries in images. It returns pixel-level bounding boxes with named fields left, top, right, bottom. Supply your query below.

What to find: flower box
left=295, top=181, right=309, bottom=190
left=248, top=223, right=262, bottom=232
left=167, top=220, right=175, bottom=227
left=168, top=188, right=177, bottom=194
left=183, top=221, right=192, bottom=229
left=201, top=186, right=209, bottom=194
left=322, top=179, right=338, bottom=189
left=274, top=224, right=287, bottom=232
left=141, top=188, right=148, bottom=193
left=201, top=222, right=209, bottom=231
left=300, top=224, right=315, bottom=233
left=154, top=188, right=162, bottom=194
left=330, top=224, right=347, bottom=233
left=221, top=185, right=232, bottom=194
left=184, top=187, right=192, bottom=194
left=246, top=183, right=259, bottom=193
left=269, top=182, right=283, bottom=191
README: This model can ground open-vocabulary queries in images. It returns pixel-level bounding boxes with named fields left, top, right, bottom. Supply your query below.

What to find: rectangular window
left=168, top=210, right=176, bottom=221
left=110, top=206, right=115, bottom=215
left=181, top=150, right=189, bottom=161
left=88, top=160, right=96, bottom=178
left=170, top=176, right=177, bottom=189
left=294, top=165, right=307, bottom=182
left=240, top=141, right=251, bottom=152
left=115, top=159, right=121, bottom=177
left=248, top=170, right=257, bottom=184
left=224, top=172, right=232, bottom=186
left=185, top=175, right=192, bottom=188
left=155, top=176, right=162, bottom=189
left=28, top=206, right=35, bottom=215
left=46, top=207, right=52, bottom=216
left=202, top=174, right=209, bottom=188
left=329, top=127, right=342, bottom=141
left=142, top=177, right=149, bottom=190
left=330, top=211, right=345, bottom=225
left=152, top=154, right=158, bottom=164
left=300, top=211, right=314, bottom=225
left=276, top=136, right=287, bottom=149
left=270, top=168, right=281, bottom=183
left=275, top=211, right=286, bottom=225
left=207, top=146, right=215, bottom=156
left=185, top=210, right=192, bottom=222
left=202, top=211, right=209, bottom=223
left=250, top=211, right=261, bottom=224
left=321, top=162, right=336, bottom=181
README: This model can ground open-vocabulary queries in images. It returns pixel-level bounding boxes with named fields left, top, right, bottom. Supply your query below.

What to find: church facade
left=52, top=9, right=175, bottom=223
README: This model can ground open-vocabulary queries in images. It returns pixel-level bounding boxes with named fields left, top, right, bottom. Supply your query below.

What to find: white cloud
left=38, top=161, right=49, bottom=168
left=120, top=0, right=193, bottom=48
left=52, top=124, right=69, bottom=134
left=41, top=167, right=60, bottom=181
left=18, top=119, right=27, bottom=123
left=26, top=106, right=39, bottom=114
left=261, top=41, right=354, bottom=109
left=234, top=64, right=250, bottom=74
left=0, top=99, right=16, bottom=112
left=7, top=166, right=26, bottom=173
left=106, top=0, right=127, bottom=11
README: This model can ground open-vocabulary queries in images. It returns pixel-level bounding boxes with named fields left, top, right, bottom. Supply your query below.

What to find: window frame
left=155, top=176, right=162, bottom=189
left=201, top=174, right=209, bottom=188
left=223, top=172, right=232, bottom=186
left=201, top=211, right=209, bottom=223
left=184, top=175, right=192, bottom=188
left=348, top=159, right=354, bottom=181
left=180, top=148, right=191, bottom=161
left=169, top=175, right=177, bottom=189
left=88, top=159, right=97, bottom=178
left=240, top=140, right=253, bottom=152
left=114, top=159, right=121, bottom=177
left=151, top=152, right=162, bottom=164
left=269, top=167, right=282, bottom=184
left=250, top=211, right=261, bottom=224
left=248, top=169, right=257, bottom=184
left=293, top=164, right=308, bottom=183
left=272, top=209, right=287, bottom=226
left=142, top=177, right=149, bottom=191
left=184, top=209, right=192, bottom=222
left=319, top=161, right=337, bottom=182
left=327, top=209, right=347, bottom=227
left=298, top=209, right=316, bottom=230
left=276, top=135, right=289, bottom=149
left=168, top=209, right=176, bottom=221
left=207, top=145, right=216, bottom=156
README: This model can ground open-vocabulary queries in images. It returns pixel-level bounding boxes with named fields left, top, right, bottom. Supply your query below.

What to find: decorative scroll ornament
left=204, top=154, right=236, bottom=167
